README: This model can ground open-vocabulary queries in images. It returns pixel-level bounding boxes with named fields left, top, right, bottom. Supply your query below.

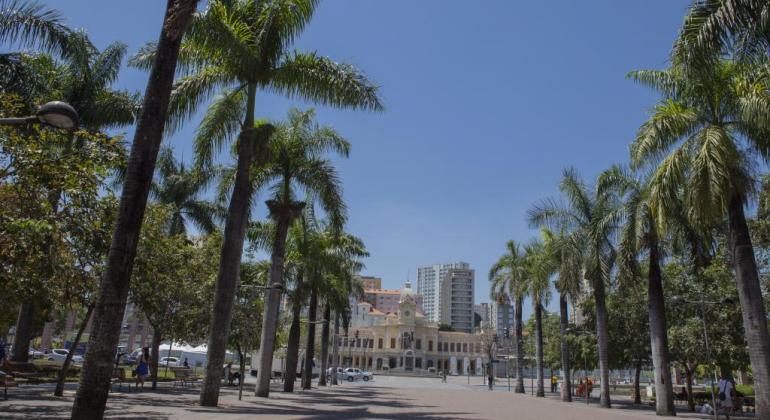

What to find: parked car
left=329, top=367, right=372, bottom=382
left=47, top=348, right=83, bottom=364
left=28, top=349, right=45, bottom=359
left=159, top=356, right=180, bottom=367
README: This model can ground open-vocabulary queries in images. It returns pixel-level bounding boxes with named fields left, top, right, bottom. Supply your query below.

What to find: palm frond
left=193, top=85, right=246, bottom=168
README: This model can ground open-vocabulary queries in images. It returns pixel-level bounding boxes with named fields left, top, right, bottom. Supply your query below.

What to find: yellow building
left=337, top=282, right=487, bottom=375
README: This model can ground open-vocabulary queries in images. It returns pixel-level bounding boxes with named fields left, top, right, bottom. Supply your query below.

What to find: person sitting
left=225, top=363, right=240, bottom=386
left=675, top=386, right=688, bottom=401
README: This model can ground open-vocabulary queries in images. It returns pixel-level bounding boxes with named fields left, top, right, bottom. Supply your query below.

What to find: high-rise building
left=417, top=262, right=469, bottom=323
left=440, top=267, right=475, bottom=333
left=474, top=303, right=490, bottom=328
left=490, top=294, right=514, bottom=338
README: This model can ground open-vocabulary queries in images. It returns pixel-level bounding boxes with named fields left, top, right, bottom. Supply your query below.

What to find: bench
left=110, top=368, right=132, bottom=392
left=2, top=361, right=45, bottom=383
left=170, top=367, right=200, bottom=387
left=0, top=370, right=24, bottom=400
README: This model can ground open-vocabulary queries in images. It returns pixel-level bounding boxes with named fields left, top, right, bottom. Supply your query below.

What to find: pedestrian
left=442, top=369, right=447, bottom=383
left=717, top=375, right=735, bottom=419
left=183, top=357, right=189, bottom=368
left=551, top=374, right=558, bottom=393
left=135, top=347, right=150, bottom=390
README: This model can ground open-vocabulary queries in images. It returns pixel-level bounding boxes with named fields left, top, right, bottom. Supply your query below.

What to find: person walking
left=183, top=357, right=189, bottom=368
left=551, top=374, right=558, bottom=393
left=717, top=375, right=735, bottom=419
left=135, top=347, right=150, bottom=390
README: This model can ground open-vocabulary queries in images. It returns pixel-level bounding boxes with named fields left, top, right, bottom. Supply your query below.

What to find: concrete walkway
left=0, top=375, right=747, bottom=419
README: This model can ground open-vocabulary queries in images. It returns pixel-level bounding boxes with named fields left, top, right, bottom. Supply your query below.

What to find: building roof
left=364, top=289, right=401, bottom=295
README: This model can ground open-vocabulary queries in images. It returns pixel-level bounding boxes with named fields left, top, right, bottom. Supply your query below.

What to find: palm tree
left=528, top=168, right=619, bottom=408
left=628, top=59, right=770, bottom=417
left=0, top=0, right=72, bottom=56
left=152, top=147, right=220, bottom=236
left=303, top=228, right=367, bottom=390
left=524, top=237, right=555, bottom=398
left=7, top=32, right=138, bottom=365
left=71, top=1, right=199, bottom=417
left=675, top=0, right=770, bottom=63
left=129, top=0, right=382, bottom=405
left=254, top=107, right=352, bottom=397
left=489, top=240, right=528, bottom=393
left=597, top=165, right=675, bottom=416
left=540, top=228, right=581, bottom=402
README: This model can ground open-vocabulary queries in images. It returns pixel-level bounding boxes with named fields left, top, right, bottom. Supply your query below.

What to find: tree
left=0, top=0, right=72, bottom=57
left=529, top=167, right=620, bottom=408
left=71, top=1, right=199, bottom=417
left=3, top=31, right=137, bottom=365
left=523, top=237, right=555, bottom=397
left=129, top=0, right=382, bottom=404
left=228, top=261, right=267, bottom=401
left=151, top=147, right=220, bottom=236
left=628, top=59, right=770, bottom=417
left=597, top=165, right=675, bottom=415
left=489, top=240, right=528, bottom=393
left=129, top=205, right=216, bottom=390
left=254, top=107, right=355, bottom=398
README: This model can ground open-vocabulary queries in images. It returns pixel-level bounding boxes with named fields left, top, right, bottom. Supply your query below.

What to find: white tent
left=155, top=343, right=238, bottom=368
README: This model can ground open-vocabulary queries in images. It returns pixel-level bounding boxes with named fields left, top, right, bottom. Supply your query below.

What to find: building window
left=443, top=342, right=448, bottom=352
left=416, top=339, right=422, bottom=350
left=462, top=343, right=467, bottom=353
left=429, top=340, right=433, bottom=351
left=456, top=343, right=461, bottom=352
left=450, top=343, right=455, bottom=352
left=391, top=338, right=396, bottom=348
left=357, top=338, right=361, bottom=348
left=378, top=338, right=383, bottom=349
left=475, top=343, right=481, bottom=353
left=369, top=339, right=373, bottom=349
left=437, top=342, right=441, bottom=352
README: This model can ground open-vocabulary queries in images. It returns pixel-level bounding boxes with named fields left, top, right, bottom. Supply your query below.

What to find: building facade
left=416, top=262, right=470, bottom=323
left=338, top=282, right=487, bottom=375
left=474, top=303, right=489, bottom=328
left=489, top=294, right=514, bottom=337
left=440, top=268, right=475, bottom=333
left=358, top=275, right=382, bottom=290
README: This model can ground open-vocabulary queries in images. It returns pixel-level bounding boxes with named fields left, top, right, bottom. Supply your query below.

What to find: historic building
left=338, top=281, right=487, bottom=375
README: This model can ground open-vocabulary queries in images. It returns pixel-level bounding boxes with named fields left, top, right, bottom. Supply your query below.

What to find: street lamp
left=0, top=101, right=79, bottom=129
left=670, top=294, right=732, bottom=420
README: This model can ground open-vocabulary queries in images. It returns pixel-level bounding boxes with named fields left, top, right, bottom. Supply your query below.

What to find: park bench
left=0, top=370, right=25, bottom=400
left=170, top=367, right=200, bottom=387
left=110, top=367, right=132, bottom=392
left=2, top=361, right=45, bottom=383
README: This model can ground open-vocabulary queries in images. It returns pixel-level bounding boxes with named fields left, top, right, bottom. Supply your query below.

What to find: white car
left=159, top=356, right=180, bottom=367
left=339, top=368, right=372, bottom=382
left=28, top=349, right=45, bottom=359
left=47, top=348, right=83, bottom=364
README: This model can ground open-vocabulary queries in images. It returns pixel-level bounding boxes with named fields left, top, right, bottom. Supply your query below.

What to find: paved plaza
left=0, top=374, right=740, bottom=419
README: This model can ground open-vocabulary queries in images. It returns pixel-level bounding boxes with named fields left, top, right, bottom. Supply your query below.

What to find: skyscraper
left=490, top=294, right=514, bottom=338
left=416, top=262, right=470, bottom=323
left=440, top=267, right=475, bottom=333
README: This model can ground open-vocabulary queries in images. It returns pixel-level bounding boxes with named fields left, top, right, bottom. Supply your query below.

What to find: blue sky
left=42, top=0, right=689, bottom=316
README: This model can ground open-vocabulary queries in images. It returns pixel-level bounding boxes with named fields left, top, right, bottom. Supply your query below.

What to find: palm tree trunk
left=71, top=2, right=198, bottom=418
left=648, top=238, right=675, bottom=416
left=318, top=303, right=331, bottom=386
left=684, top=364, right=695, bottom=412
left=301, top=288, right=318, bottom=390
left=535, top=301, right=544, bottom=397
left=283, top=281, right=303, bottom=392
left=255, top=201, right=304, bottom=398
left=633, top=362, right=642, bottom=404
left=199, top=84, right=258, bottom=407
left=726, top=195, right=770, bottom=419
left=514, top=295, right=525, bottom=393
left=559, top=294, right=572, bottom=402
left=54, top=305, right=94, bottom=397
left=592, top=275, right=612, bottom=408
left=10, top=301, right=35, bottom=362
left=331, top=312, right=340, bottom=385
left=150, top=329, right=161, bottom=390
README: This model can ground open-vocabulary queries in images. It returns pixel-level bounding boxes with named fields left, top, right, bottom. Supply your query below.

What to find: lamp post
left=670, top=294, right=732, bottom=420
left=0, top=101, right=79, bottom=129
